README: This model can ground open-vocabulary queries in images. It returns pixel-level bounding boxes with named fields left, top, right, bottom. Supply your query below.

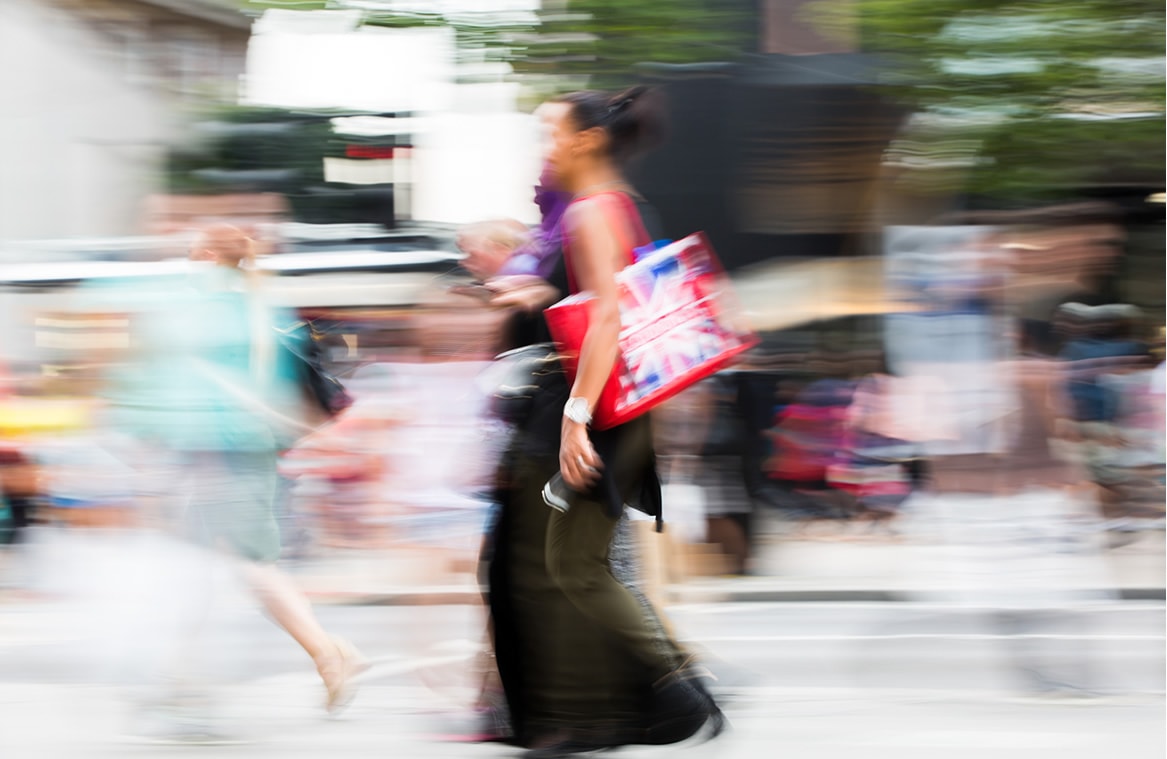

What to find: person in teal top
left=110, top=256, right=305, bottom=456
left=104, top=225, right=367, bottom=730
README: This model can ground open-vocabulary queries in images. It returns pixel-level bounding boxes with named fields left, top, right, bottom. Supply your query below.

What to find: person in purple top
left=451, top=159, right=572, bottom=327
left=496, top=164, right=571, bottom=280
left=482, top=155, right=577, bottom=350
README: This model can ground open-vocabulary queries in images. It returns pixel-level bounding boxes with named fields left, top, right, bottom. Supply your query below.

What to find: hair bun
left=606, top=85, right=647, bottom=116
left=556, top=86, right=667, bottom=164
left=606, top=97, right=634, bottom=117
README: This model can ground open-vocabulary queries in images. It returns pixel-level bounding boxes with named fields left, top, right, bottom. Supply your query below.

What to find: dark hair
left=556, top=86, right=667, bottom=164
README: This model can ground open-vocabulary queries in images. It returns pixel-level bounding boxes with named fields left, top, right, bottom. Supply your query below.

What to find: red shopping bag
left=545, top=232, right=757, bottom=430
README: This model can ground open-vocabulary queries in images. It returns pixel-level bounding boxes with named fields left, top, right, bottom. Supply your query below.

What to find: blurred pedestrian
left=1056, top=303, right=1153, bottom=525
left=485, top=87, right=724, bottom=758
left=456, top=219, right=529, bottom=281
left=455, top=156, right=572, bottom=742
left=694, top=372, right=755, bottom=573
left=0, top=446, right=39, bottom=545
left=454, top=103, right=576, bottom=345
left=107, top=225, right=367, bottom=736
left=444, top=105, right=575, bottom=363
left=454, top=102, right=572, bottom=287
left=915, top=319, right=1113, bottom=696
left=495, top=160, right=571, bottom=281
left=486, top=157, right=573, bottom=348
left=1094, top=318, right=1165, bottom=532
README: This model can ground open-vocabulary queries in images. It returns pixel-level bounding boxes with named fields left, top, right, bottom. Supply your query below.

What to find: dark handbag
left=487, top=342, right=566, bottom=426
left=274, top=321, right=354, bottom=422
left=0, top=496, right=13, bottom=546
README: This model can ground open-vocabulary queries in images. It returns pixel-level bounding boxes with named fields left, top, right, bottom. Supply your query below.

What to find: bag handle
left=563, top=190, right=652, bottom=295
left=192, top=357, right=316, bottom=441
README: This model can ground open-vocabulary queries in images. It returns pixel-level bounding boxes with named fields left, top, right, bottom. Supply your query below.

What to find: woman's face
left=540, top=102, right=578, bottom=189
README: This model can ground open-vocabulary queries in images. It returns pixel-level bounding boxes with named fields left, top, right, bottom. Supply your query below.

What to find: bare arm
left=558, top=195, right=631, bottom=488
left=566, top=197, right=627, bottom=406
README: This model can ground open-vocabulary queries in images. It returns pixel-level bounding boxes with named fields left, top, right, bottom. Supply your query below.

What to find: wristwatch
left=563, top=397, right=593, bottom=426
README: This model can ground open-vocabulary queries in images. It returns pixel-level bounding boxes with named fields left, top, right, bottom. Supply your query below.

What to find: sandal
left=315, top=637, right=370, bottom=714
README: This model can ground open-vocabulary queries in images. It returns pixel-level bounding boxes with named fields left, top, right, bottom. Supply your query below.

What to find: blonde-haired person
left=111, top=224, right=367, bottom=738
left=456, top=219, right=531, bottom=281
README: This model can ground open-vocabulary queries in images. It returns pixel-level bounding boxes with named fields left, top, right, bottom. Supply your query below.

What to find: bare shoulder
left=565, top=193, right=626, bottom=224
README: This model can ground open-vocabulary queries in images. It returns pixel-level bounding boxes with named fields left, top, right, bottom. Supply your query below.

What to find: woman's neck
left=568, top=163, right=624, bottom=197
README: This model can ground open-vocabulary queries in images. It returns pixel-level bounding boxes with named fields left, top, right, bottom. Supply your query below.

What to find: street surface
left=0, top=597, right=1162, bottom=758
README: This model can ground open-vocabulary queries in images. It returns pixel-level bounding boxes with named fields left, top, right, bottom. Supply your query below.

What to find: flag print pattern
left=546, top=232, right=756, bottom=429
left=615, top=238, right=746, bottom=406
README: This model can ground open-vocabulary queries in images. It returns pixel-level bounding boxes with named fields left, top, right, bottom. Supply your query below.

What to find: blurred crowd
left=0, top=1, right=1160, bottom=754
left=0, top=207, right=1162, bottom=575
left=0, top=96, right=1160, bottom=757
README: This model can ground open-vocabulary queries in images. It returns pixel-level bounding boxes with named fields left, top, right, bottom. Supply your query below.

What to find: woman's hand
left=559, top=417, right=602, bottom=491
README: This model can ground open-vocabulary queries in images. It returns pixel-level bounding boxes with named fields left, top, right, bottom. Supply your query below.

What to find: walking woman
left=487, top=87, right=723, bottom=758
left=109, top=226, right=367, bottom=738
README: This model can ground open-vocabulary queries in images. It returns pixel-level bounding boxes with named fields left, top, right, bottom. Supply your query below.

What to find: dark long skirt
left=485, top=413, right=684, bottom=747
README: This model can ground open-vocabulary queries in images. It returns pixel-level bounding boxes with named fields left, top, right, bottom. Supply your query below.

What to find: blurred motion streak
left=0, top=0, right=1162, bottom=755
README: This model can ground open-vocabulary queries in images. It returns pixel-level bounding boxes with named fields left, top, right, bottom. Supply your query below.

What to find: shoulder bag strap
left=563, top=190, right=652, bottom=294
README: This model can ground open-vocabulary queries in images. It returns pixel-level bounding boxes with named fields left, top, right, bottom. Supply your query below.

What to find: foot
left=315, top=637, right=370, bottom=714
left=645, top=665, right=728, bottom=746
left=679, top=660, right=729, bottom=741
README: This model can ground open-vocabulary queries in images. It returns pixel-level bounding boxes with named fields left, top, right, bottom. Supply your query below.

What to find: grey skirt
left=172, top=450, right=282, bottom=563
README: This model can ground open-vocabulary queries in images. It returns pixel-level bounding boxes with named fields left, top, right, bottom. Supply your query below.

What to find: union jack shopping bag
left=544, top=232, right=757, bottom=430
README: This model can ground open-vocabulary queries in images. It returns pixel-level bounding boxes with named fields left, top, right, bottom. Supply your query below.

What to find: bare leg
left=240, top=562, right=333, bottom=659
left=239, top=561, right=368, bottom=712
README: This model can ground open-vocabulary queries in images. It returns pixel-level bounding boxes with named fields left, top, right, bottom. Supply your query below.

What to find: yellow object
left=0, top=398, right=94, bottom=434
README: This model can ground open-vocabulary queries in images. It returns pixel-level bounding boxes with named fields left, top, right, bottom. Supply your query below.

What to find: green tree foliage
left=238, top=1, right=754, bottom=94
left=511, top=1, right=754, bottom=92
left=234, top=1, right=1162, bottom=203
left=167, top=105, right=331, bottom=192
left=856, top=0, right=1166, bottom=201
left=167, top=104, right=378, bottom=224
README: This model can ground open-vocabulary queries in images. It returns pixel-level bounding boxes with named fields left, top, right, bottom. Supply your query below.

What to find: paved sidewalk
left=2, top=519, right=1162, bottom=607
left=283, top=525, right=1165, bottom=606
left=3, top=682, right=1162, bottom=759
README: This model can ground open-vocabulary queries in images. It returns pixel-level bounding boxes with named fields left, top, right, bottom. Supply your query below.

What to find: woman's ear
left=575, top=126, right=608, bottom=158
